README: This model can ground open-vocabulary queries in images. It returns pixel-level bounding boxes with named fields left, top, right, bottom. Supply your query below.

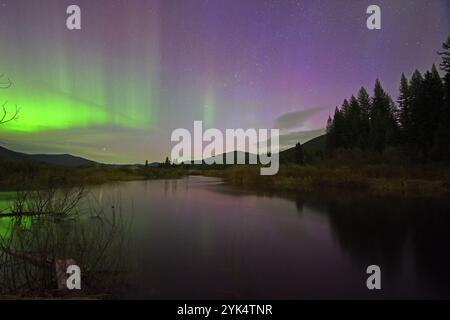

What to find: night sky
left=0, top=0, right=448, bottom=163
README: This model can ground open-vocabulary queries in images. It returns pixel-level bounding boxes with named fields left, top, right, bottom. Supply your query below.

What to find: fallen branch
left=0, top=211, right=67, bottom=218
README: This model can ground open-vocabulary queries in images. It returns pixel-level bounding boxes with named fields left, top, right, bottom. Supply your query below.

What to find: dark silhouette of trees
left=326, top=80, right=398, bottom=153
left=422, top=65, right=444, bottom=161
left=326, top=106, right=346, bottom=151
left=398, top=73, right=411, bottom=144
left=326, top=36, right=450, bottom=163
left=357, top=87, right=371, bottom=149
left=164, top=157, right=171, bottom=167
left=434, top=36, right=450, bottom=162
left=294, top=142, right=304, bottom=165
left=369, top=79, right=398, bottom=152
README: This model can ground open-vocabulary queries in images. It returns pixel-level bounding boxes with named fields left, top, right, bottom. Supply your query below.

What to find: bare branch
left=0, top=74, right=19, bottom=125
left=0, top=102, right=20, bottom=125
left=0, top=74, right=12, bottom=89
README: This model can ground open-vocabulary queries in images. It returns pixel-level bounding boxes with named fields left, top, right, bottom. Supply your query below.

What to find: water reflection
left=3, top=176, right=448, bottom=299
left=0, top=188, right=131, bottom=298
left=86, top=177, right=450, bottom=299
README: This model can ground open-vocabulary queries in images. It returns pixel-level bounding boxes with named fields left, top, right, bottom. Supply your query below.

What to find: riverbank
left=2, top=160, right=450, bottom=198
left=202, top=164, right=450, bottom=198
left=0, top=162, right=188, bottom=191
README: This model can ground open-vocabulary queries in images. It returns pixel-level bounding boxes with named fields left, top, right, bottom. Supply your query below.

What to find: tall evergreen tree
left=435, top=38, right=450, bottom=162
left=370, top=79, right=395, bottom=152
left=332, top=107, right=346, bottom=149
left=341, top=99, right=351, bottom=148
left=408, top=70, right=425, bottom=158
left=398, top=73, right=411, bottom=144
left=348, top=95, right=362, bottom=148
left=325, top=115, right=335, bottom=153
left=387, top=96, right=400, bottom=146
left=357, top=87, right=371, bottom=149
left=421, top=65, right=444, bottom=161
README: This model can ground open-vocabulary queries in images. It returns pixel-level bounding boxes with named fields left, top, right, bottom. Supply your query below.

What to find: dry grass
left=202, top=164, right=450, bottom=198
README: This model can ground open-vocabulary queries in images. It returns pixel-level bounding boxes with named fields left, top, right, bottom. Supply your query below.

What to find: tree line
left=326, top=36, right=450, bottom=163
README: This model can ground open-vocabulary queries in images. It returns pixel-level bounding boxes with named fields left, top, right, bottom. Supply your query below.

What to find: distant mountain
left=0, top=145, right=98, bottom=167
left=28, top=154, right=97, bottom=167
left=0, top=145, right=30, bottom=162
left=0, top=134, right=327, bottom=168
left=279, top=134, right=326, bottom=163
left=200, top=151, right=255, bottom=165
left=198, top=135, right=327, bottom=165
left=300, top=134, right=326, bottom=153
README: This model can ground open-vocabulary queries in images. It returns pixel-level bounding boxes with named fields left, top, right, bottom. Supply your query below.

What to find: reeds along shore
left=0, top=180, right=132, bottom=298
left=0, top=161, right=188, bottom=191
left=203, top=162, right=450, bottom=198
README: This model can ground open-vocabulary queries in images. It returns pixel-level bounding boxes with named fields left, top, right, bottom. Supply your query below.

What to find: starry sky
left=0, top=0, right=448, bottom=163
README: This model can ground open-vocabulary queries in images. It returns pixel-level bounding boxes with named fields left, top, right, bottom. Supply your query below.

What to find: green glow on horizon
left=203, top=93, right=216, bottom=128
left=0, top=12, right=162, bottom=162
left=0, top=81, right=157, bottom=133
left=0, top=92, right=109, bottom=132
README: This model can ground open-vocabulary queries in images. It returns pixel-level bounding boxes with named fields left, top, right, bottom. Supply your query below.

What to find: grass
left=202, top=163, right=450, bottom=198
left=0, top=161, right=188, bottom=191
left=2, top=159, right=450, bottom=198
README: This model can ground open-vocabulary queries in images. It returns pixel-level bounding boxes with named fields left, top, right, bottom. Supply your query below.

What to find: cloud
left=278, top=128, right=326, bottom=148
left=274, top=107, right=328, bottom=130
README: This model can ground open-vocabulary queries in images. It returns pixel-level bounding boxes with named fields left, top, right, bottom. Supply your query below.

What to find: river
left=81, top=176, right=450, bottom=299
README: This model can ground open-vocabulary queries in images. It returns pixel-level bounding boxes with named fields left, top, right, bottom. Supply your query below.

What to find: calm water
left=82, top=176, right=450, bottom=299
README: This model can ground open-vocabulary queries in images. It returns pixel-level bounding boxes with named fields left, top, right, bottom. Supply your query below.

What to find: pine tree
left=357, top=87, right=371, bottom=149
left=332, top=107, right=346, bottom=150
left=325, top=115, right=335, bottom=154
left=341, top=99, right=351, bottom=148
left=408, top=70, right=425, bottom=159
left=421, top=65, right=443, bottom=161
left=434, top=38, right=450, bottom=162
left=370, top=79, right=394, bottom=152
left=398, top=73, right=411, bottom=144
left=348, top=95, right=362, bottom=148
left=387, top=96, right=400, bottom=146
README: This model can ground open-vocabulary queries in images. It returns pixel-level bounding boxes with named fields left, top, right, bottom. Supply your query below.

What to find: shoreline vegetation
left=1, top=158, right=449, bottom=199
left=0, top=162, right=187, bottom=191
left=202, top=162, right=450, bottom=199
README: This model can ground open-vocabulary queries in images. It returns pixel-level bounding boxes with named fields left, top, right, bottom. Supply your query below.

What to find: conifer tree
left=421, top=65, right=443, bottom=161
left=357, top=87, right=371, bottom=149
left=434, top=38, right=450, bottom=162
left=408, top=70, right=425, bottom=157
left=325, top=115, right=335, bottom=153
left=398, top=73, right=411, bottom=144
left=370, top=79, right=394, bottom=152
left=332, top=107, right=346, bottom=149
left=341, top=99, right=351, bottom=148
left=348, top=95, right=362, bottom=148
